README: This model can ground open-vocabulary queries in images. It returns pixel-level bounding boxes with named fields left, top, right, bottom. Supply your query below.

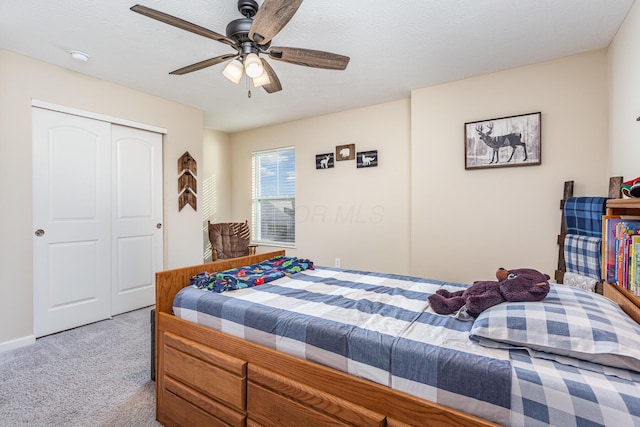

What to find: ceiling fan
left=131, top=0, right=350, bottom=94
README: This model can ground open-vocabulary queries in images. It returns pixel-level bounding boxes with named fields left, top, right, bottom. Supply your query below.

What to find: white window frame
left=251, top=146, right=295, bottom=247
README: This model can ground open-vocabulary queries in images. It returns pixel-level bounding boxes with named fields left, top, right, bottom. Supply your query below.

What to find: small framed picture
left=357, top=150, right=377, bottom=168
left=336, top=144, right=355, bottom=161
left=315, top=153, right=334, bottom=169
left=464, top=112, right=541, bottom=170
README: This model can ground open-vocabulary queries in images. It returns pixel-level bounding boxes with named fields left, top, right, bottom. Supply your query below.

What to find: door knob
left=35, top=229, right=45, bottom=237
left=156, top=223, right=162, bottom=229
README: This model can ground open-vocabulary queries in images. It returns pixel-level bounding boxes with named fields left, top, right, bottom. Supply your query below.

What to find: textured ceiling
left=0, top=0, right=634, bottom=133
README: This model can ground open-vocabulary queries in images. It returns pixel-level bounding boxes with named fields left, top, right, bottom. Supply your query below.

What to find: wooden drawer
left=158, top=383, right=245, bottom=427
left=247, top=364, right=385, bottom=427
left=163, top=332, right=247, bottom=412
left=164, top=376, right=245, bottom=427
left=386, top=419, right=413, bottom=427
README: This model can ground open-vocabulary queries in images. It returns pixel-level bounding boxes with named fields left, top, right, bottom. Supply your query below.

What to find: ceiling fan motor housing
left=227, top=0, right=260, bottom=45
left=226, top=18, right=253, bottom=43
left=227, top=0, right=271, bottom=50
left=237, top=0, right=259, bottom=18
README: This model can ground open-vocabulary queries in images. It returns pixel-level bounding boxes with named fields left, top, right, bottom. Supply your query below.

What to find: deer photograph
left=465, top=112, right=541, bottom=170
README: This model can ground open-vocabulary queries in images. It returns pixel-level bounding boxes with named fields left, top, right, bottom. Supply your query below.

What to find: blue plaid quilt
left=564, top=234, right=602, bottom=280
left=564, top=196, right=607, bottom=237
left=173, top=267, right=640, bottom=426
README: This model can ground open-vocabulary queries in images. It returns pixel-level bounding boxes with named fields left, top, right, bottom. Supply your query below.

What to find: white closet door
left=111, top=125, right=163, bottom=315
left=32, top=108, right=112, bottom=337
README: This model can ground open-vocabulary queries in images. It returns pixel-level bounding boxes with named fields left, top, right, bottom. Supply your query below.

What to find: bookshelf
left=603, top=198, right=640, bottom=324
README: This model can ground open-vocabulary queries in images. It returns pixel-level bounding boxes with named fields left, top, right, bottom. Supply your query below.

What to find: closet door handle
left=156, top=223, right=162, bottom=229
left=35, top=229, right=45, bottom=237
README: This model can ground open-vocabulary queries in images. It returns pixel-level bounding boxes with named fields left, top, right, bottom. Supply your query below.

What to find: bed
left=155, top=251, right=640, bottom=426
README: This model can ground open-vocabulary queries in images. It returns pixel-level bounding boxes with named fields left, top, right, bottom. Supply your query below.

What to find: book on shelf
left=632, top=235, right=640, bottom=296
left=603, top=216, right=640, bottom=292
left=602, top=216, right=622, bottom=283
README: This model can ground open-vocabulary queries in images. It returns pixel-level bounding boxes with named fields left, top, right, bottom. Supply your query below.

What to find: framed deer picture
left=315, top=152, right=334, bottom=169
left=464, top=112, right=541, bottom=170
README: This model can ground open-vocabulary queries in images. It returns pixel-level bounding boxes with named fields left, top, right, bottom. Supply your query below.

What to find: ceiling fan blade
left=269, top=47, right=350, bottom=70
left=131, top=5, right=236, bottom=47
left=249, top=0, right=303, bottom=45
left=169, top=54, right=238, bottom=75
left=260, top=59, right=282, bottom=94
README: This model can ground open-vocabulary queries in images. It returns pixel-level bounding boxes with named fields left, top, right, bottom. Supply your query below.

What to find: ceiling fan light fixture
left=244, top=53, right=264, bottom=78
left=252, top=72, right=271, bottom=87
left=222, top=58, right=244, bottom=84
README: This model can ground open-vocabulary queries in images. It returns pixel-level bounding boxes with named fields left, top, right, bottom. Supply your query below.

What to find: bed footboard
left=156, top=313, right=497, bottom=427
left=155, top=251, right=498, bottom=427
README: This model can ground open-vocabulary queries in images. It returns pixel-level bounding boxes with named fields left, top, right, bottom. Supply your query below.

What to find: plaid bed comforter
left=173, top=267, right=640, bottom=426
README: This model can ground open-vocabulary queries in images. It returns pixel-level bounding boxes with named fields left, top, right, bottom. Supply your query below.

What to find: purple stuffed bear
left=428, top=268, right=550, bottom=317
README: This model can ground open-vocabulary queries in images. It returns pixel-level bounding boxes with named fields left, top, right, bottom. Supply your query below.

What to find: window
left=251, top=147, right=295, bottom=245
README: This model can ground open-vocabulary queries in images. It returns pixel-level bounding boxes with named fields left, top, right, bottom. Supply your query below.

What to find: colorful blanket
left=190, top=256, right=314, bottom=293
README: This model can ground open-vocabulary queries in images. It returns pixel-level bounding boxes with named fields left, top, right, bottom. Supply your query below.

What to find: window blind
left=251, top=147, right=295, bottom=245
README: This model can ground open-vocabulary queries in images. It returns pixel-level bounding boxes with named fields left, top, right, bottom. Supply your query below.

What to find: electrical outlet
left=335, top=258, right=341, bottom=268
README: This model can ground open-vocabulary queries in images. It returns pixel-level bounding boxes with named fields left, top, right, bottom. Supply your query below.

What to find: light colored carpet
left=0, top=306, right=162, bottom=426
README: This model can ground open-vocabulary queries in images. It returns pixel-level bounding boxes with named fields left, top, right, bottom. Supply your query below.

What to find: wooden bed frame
left=155, top=251, right=640, bottom=427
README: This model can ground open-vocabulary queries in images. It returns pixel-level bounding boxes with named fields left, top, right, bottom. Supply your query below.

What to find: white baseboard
left=0, top=335, right=35, bottom=353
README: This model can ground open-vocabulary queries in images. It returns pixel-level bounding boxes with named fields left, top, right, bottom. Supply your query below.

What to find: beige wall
left=609, top=0, right=640, bottom=179
left=230, top=100, right=412, bottom=274
left=226, top=51, right=610, bottom=284
left=202, top=129, right=232, bottom=262
left=0, top=49, right=203, bottom=347
left=4, top=5, right=636, bottom=347
left=411, top=51, right=610, bottom=283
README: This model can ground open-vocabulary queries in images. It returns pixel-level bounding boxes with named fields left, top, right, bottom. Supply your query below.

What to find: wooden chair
left=208, top=220, right=257, bottom=261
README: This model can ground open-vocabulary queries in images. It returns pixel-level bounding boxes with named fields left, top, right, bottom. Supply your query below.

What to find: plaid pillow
left=470, top=284, right=640, bottom=373
left=563, top=234, right=602, bottom=280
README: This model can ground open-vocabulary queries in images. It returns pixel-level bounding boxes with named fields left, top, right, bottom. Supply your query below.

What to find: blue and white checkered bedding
left=564, top=234, right=602, bottom=280
left=173, top=267, right=640, bottom=426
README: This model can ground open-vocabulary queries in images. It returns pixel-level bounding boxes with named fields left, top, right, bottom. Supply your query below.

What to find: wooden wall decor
left=178, top=151, right=197, bottom=211
left=315, top=153, right=334, bottom=169
left=178, top=151, right=197, bottom=176
left=178, top=171, right=197, bottom=193
left=356, top=150, right=378, bottom=168
left=335, top=144, right=355, bottom=161
left=179, top=189, right=197, bottom=211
